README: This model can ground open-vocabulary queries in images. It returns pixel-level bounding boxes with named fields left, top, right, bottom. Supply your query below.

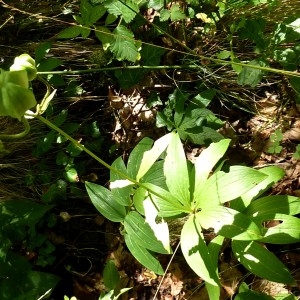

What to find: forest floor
left=1, top=0, right=300, bottom=299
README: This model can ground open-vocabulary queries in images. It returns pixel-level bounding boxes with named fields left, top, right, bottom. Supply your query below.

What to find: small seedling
left=267, top=129, right=283, bottom=154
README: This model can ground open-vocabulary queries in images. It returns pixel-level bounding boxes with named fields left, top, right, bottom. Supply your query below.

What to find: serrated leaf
left=164, top=132, right=190, bottom=206
left=181, top=215, right=220, bottom=286
left=104, top=0, right=137, bottom=23
left=194, top=139, right=231, bottom=203
left=170, top=4, right=186, bottom=21
left=85, top=182, right=126, bottom=222
left=197, top=207, right=263, bottom=240
left=137, top=133, right=172, bottom=181
left=111, top=25, right=139, bottom=62
left=232, top=240, right=295, bottom=284
left=56, top=26, right=82, bottom=39
left=124, top=211, right=170, bottom=254
left=124, top=234, right=164, bottom=275
left=196, top=166, right=267, bottom=209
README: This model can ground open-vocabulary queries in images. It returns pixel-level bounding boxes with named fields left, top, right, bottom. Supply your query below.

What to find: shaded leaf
left=232, top=240, right=295, bottom=284
left=56, top=26, right=82, bottom=39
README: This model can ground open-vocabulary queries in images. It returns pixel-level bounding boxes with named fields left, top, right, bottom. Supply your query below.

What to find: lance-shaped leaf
left=110, top=156, right=132, bottom=206
left=197, top=207, right=263, bottom=240
left=124, top=211, right=170, bottom=254
left=231, top=166, right=285, bottom=212
left=194, top=139, right=231, bottom=194
left=0, top=70, right=36, bottom=120
left=244, top=195, right=300, bottom=217
left=137, top=133, right=172, bottom=181
left=142, top=183, right=189, bottom=217
left=181, top=215, right=220, bottom=286
left=196, top=166, right=267, bottom=209
left=255, top=214, right=300, bottom=244
left=232, top=240, right=295, bottom=284
left=85, top=182, right=126, bottom=222
left=124, top=234, right=164, bottom=275
left=164, top=132, right=190, bottom=206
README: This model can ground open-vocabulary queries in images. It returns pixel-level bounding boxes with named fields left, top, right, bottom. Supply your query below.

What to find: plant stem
left=0, top=116, right=30, bottom=140
left=37, top=63, right=300, bottom=78
left=36, top=114, right=192, bottom=213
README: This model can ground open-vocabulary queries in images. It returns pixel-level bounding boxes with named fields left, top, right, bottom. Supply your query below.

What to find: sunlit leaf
left=124, top=211, right=170, bottom=254
left=164, top=132, right=190, bottom=206
left=232, top=240, right=295, bottom=284
left=197, top=207, right=263, bottom=240
left=181, top=215, right=220, bottom=286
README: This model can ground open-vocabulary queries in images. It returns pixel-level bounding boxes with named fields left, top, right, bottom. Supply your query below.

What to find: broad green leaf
left=104, top=0, right=138, bottom=23
left=255, top=214, right=300, bottom=244
left=124, top=234, right=164, bottom=275
left=56, top=26, right=82, bottom=39
left=137, top=133, right=172, bottom=181
left=142, top=183, right=188, bottom=217
left=232, top=240, right=295, bottom=284
left=37, top=57, right=63, bottom=72
left=111, top=25, right=139, bottom=62
left=95, top=26, right=114, bottom=48
left=127, top=137, right=153, bottom=178
left=231, top=166, right=285, bottom=212
left=144, top=197, right=171, bottom=253
left=89, top=4, right=106, bottom=24
left=170, top=4, right=186, bottom=21
left=124, top=211, right=170, bottom=254
left=181, top=215, right=220, bottom=286
left=81, top=27, right=91, bottom=38
left=196, top=166, right=267, bottom=209
left=148, top=0, right=164, bottom=10
left=197, top=207, right=263, bottom=240
left=85, top=182, right=126, bottom=222
left=206, top=236, right=224, bottom=300
left=235, top=291, right=275, bottom=300
left=103, top=260, right=120, bottom=290
left=35, top=42, right=52, bottom=64
left=237, top=59, right=267, bottom=87
left=110, top=156, right=132, bottom=206
left=244, top=195, right=300, bottom=217
left=133, top=186, right=147, bottom=215
left=140, top=161, right=167, bottom=190
left=194, top=139, right=231, bottom=201
left=164, top=132, right=190, bottom=206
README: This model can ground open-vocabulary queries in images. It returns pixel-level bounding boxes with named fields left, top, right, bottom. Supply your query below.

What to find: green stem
left=0, top=116, right=30, bottom=140
left=35, top=114, right=192, bottom=213
left=37, top=63, right=300, bottom=78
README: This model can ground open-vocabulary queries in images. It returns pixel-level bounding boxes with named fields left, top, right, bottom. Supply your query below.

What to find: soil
left=1, top=1, right=300, bottom=299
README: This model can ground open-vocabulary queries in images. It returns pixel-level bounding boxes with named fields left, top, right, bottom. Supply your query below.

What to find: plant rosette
left=0, top=69, right=36, bottom=120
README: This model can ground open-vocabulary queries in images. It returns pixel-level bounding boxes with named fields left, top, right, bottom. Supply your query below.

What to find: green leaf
left=231, top=166, right=285, bottom=212
left=148, top=0, right=164, bottom=10
left=164, top=132, right=190, bottom=206
left=140, top=44, right=165, bottom=66
left=124, top=211, right=170, bottom=254
left=142, top=183, right=188, bottom=217
left=103, top=260, right=120, bottom=290
left=56, top=25, right=82, bottom=39
left=256, top=214, right=300, bottom=244
left=232, top=240, right=295, bottom=284
left=111, top=25, right=139, bottom=62
left=85, top=182, right=126, bottom=222
left=137, top=133, right=172, bottom=181
left=244, top=195, right=300, bottom=218
left=64, top=167, right=78, bottom=183
left=196, top=166, right=267, bottom=209
left=194, top=139, right=231, bottom=204
left=140, top=161, right=167, bottom=189
left=37, top=57, right=63, bottom=72
left=124, top=234, right=164, bottom=275
left=181, top=215, right=220, bottom=286
left=95, top=26, right=114, bottom=48
left=127, top=137, right=153, bottom=178
left=81, top=27, right=91, bottom=38
left=89, top=4, right=106, bottom=24
left=170, top=4, right=186, bottom=21
left=235, top=290, right=275, bottom=300
left=35, top=42, right=52, bottom=64
left=104, top=0, right=138, bottom=23
left=237, top=59, right=267, bottom=87
left=110, top=156, right=132, bottom=206
left=197, top=207, right=263, bottom=240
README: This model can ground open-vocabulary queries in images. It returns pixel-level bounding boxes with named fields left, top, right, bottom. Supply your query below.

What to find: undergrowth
left=1, top=0, right=300, bottom=299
